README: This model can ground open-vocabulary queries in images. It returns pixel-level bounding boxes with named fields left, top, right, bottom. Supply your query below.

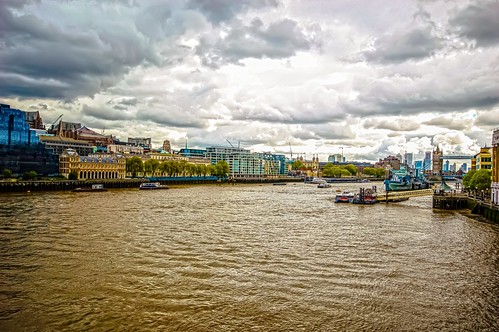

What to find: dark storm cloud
left=82, top=104, right=134, bottom=121
left=136, top=108, right=206, bottom=129
left=345, top=67, right=499, bottom=118
left=196, top=18, right=319, bottom=67
left=187, top=0, right=279, bottom=24
left=0, top=2, right=159, bottom=100
left=363, top=27, right=442, bottom=63
left=476, top=110, right=499, bottom=128
left=107, top=97, right=139, bottom=107
left=450, top=1, right=499, bottom=47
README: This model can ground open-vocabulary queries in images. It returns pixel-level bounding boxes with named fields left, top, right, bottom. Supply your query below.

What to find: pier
left=376, top=188, right=434, bottom=203
left=432, top=192, right=470, bottom=209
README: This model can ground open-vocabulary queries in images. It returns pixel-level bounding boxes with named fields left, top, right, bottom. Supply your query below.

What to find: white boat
left=139, top=182, right=169, bottom=190
left=72, top=184, right=108, bottom=192
left=335, top=190, right=354, bottom=203
left=317, top=181, right=331, bottom=188
left=310, top=177, right=325, bottom=184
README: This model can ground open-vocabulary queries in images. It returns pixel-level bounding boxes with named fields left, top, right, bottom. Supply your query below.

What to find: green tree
left=323, top=163, right=342, bottom=177
left=343, top=164, right=357, bottom=176
left=2, top=169, right=12, bottom=178
left=22, top=171, right=37, bottom=180
left=68, top=170, right=78, bottom=180
left=144, top=159, right=160, bottom=176
left=462, top=170, right=477, bottom=189
left=292, top=160, right=304, bottom=170
left=126, top=156, right=143, bottom=178
left=469, top=169, right=491, bottom=191
left=214, top=160, right=230, bottom=177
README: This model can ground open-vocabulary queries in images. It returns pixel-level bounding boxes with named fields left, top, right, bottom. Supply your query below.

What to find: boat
left=139, top=182, right=169, bottom=190
left=335, top=190, right=355, bottom=203
left=272, top=182, right=287, bottom=186
left=352, top=188, right=377, bottom=204
left=385, top=167, right=430, bottom=191
left=310, top=177, right=326, bottom=184
left=317, top=180, right=331, bottom=188
left=72, top=184, right=108, bottom=192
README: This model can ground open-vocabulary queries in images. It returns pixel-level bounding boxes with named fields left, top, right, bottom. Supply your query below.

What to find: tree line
left=291, top=160, right=387, bottom=178
left=126, top=157, right=230, bottom=178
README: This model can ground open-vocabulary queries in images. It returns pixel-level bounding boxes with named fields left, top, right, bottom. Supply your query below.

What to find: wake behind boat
left=139, top=182, right=169, bottom=190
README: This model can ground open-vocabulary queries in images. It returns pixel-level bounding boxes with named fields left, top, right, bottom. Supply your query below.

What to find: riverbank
left=0, top=176, right=305, bottom=193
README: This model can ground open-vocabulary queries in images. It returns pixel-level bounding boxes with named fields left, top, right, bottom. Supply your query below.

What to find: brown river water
left=0, top=183, right=498, bottom=331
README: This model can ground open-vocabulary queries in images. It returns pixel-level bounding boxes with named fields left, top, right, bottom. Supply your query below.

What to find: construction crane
left=226, top=139, right=235, bottom=148
left=289, top=142, right=293, bottom=159
left=48, top=114, right=63, bottom=133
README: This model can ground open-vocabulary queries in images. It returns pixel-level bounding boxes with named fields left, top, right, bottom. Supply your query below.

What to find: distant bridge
left=376, top=189, right=434, bottom=202
left=440, top=155, right=473, bottom=160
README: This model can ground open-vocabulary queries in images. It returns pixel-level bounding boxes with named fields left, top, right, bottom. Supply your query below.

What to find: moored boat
left=139, top=182, right=169, bottom=190
left=72, top=184, right=108, bottom=192
left=385, top=167, right=430, bottom=191
left=352, top=188, right=377, bottom=204
left=335, top=190, right=354, bottom=203
left=317, top=180, right=331, bottom=188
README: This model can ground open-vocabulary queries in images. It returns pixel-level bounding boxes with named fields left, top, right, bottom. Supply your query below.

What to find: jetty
left=376, top=188, right=434, bottom=203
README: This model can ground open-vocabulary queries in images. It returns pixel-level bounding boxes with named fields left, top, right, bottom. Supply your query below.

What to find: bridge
left=440, top=155, right=473, bottom=160
left=376, top=188, right=434, bottom=202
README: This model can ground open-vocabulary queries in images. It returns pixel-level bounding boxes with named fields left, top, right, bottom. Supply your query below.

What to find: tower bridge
left=440, top=155, right=473, bottom=160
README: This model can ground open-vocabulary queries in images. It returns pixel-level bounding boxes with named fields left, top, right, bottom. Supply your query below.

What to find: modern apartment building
left=205, top=146, right=286, bottom=178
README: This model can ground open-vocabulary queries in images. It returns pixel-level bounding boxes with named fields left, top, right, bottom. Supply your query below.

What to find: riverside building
left=206, top=146, right=286, bottom=178
left=59, top=149, right=126, bottom=180
left=472, top=147, right=492, bottom=170
left=0, top=103, right=58, bottom=175
left=492, top=128, right=499, bottom=205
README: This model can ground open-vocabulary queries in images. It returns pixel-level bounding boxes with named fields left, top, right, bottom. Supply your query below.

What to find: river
left=1, top=183, right=498, bottom=331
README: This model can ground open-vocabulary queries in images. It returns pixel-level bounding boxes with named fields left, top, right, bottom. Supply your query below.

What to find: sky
left=1, top=0, right=498, bottom=162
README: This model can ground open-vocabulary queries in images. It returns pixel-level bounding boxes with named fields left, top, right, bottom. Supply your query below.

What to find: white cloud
left=1, top=0, right=497, bottom=161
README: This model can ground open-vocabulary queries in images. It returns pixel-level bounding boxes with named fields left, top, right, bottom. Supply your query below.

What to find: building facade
left=432, top=146, right=443, bottom=175
left=206, top=146, right=286, bottom=178
left=128, top=137, right=152, bottom=149
left=24, top=111, right=45, bottom=129
left=374, top=155, right=401, bottom=170
left=492, top=128, right=499, bottom=205
left=59, top=149, right=126, bottom=180
left=39, top=135, right=94, bottom=156
left=0, top=104, right=58, bottom=175
left=107, top=144, right=144, bottom=154
left=162, top=140, right=171, bottom=153
left=472, top=147, right=492, bottom=170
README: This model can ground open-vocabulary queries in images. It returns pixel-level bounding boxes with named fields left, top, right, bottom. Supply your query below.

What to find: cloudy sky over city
left=1, top=0, right=498, bottom=161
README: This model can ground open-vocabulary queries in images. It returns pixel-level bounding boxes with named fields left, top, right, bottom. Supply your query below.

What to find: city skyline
left=1, top=0, right=498, bottom=162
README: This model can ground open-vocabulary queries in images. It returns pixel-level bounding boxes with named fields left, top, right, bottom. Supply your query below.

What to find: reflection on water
left=1, top=183, right=498, bottom=331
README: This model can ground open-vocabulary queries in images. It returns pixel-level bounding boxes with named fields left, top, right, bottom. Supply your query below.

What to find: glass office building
left=0, top=104, right=40, bottom=146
